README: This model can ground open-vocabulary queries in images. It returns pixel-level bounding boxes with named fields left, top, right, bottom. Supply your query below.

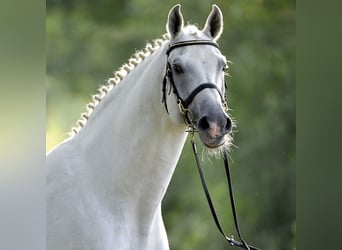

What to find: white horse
left=47, top=4, right=232, bottom=250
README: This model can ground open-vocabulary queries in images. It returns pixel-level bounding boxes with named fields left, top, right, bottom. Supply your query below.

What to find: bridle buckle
left=176, top=99, right=197, bottom=140
left=177, top=99, right=187, bottom=115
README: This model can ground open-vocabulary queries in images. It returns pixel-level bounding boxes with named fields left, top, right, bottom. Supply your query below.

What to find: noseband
left=161, top=40, right=260, bottom=250
left=162, top=40, right=228, bottom=126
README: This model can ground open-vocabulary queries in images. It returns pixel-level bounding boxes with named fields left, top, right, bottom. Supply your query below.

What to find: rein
left=163, top=40, right=260, bottom=250
left=190, top=131, right=259, bottom=250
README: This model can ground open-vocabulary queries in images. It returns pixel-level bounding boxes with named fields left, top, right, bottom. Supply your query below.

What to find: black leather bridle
left=162, top=40, right=260, bottom=250
left=162, top=40, right=227, bottom=121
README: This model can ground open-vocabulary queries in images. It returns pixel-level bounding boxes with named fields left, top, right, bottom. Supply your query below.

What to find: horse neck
left=74, top=43, right=187, bottom=223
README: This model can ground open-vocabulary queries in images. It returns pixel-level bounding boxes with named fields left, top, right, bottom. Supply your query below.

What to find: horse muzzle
left=196, top=113, right=232, bottom=148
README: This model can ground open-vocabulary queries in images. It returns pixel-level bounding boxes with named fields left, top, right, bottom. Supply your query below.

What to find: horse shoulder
left=47, top=140, right=104, bottom=249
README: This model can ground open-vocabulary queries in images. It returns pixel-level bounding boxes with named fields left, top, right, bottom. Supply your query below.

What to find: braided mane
left=71, top=34, right=170, bottom=135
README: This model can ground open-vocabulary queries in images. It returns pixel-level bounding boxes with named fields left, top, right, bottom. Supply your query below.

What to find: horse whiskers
left=202, top=134, right=234, bottom=159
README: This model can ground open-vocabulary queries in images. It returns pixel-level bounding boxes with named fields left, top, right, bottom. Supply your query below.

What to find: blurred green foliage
left=47, top=0, right=295, bottom=249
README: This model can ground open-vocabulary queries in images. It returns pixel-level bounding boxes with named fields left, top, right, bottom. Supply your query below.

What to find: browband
left=166, top=40, right=219, bottom=56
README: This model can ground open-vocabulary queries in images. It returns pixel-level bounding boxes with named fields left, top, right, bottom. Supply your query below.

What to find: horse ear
left=166, top=4, right=184, bottom=39
left=202, top=4, right=223, bottom=41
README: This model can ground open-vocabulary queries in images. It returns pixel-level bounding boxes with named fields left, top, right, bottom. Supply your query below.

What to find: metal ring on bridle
left=177, top=99, right=196, bottom=133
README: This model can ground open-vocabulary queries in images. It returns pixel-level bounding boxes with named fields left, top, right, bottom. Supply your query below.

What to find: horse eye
left=222, top=64, right=228, bottom=72
left=172, top=64, right=183, bottom=74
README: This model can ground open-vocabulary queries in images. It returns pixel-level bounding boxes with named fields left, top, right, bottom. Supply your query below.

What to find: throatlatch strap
left=190, top=140, right=260, bottom=250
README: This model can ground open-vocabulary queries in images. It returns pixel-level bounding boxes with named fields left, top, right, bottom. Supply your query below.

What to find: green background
left=5, top=1, right=342, bottom=250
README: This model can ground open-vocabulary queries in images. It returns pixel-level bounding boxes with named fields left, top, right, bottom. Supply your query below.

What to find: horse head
left=164, top=4, right=233, bottom=150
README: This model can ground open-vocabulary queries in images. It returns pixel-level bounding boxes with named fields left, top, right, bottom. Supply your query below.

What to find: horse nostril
left=198, top=115, right=232, bottom=135
left=225, top=117, right=232, bottom=134
left=198, top=116, right=210, bottom=131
